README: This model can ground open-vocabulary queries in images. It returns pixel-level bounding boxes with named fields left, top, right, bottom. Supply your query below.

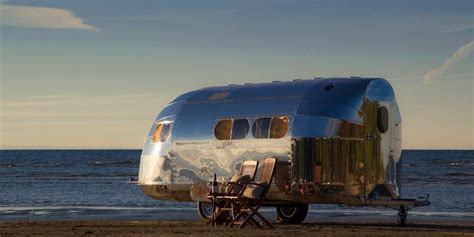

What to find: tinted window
left=152, top=123, right=172, bottom=143
left=152, top=124, right=163, bottom=143
left=270, top=116, right=289, bottom=138
left=160, top=123, right=172, bottom=142
left=252, top=118, right=271, bottom=139
left=377, top=107, right=389, bottom=133
left=231, top=119, right=250, bottom=139
left=214, top=119, right=232, bottom=140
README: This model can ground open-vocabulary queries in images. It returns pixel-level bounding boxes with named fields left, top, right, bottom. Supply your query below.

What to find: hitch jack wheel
left=398, top=205, right=407, bottom=226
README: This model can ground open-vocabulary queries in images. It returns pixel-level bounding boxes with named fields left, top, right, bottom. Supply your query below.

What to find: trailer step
left=366, top=199, right=429, bottom=207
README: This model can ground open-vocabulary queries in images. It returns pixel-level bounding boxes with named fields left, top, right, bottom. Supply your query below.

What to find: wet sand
left=1, top=220, right=473, bottom=237
left=1, top=209, right=473, bottom=236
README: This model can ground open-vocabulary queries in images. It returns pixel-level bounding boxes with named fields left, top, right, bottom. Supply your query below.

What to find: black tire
left=197, top=201, right=213, bottom=223
left=276, top=204, right=308, bottom=224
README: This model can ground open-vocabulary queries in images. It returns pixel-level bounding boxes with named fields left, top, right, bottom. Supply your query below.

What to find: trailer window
left=152, top=124, right=163, bottom=143
left=215, top=119, right=232, bottom=140
left=231, top=119, right=250, bottom=140
left=252, top=118, right=271, bottom=139
left=160, top=123, right=172, bottom=142
left=377, top=107, right=389, bottom=133
left=270, top=116, right=288, bottom=138
left=152, top=123, right=172, bottom=143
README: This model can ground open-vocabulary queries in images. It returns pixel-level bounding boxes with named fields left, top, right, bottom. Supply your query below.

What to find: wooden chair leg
left=243, top=212, right=260, bottom=227
left=227, top=199, right=242, bottom=227
left=240, top=203, right=273, bottom=229
left=229, top=199, right=240, bottom=220
left=221, top=200, right=235, bottom=225
left=229, top=200, right=258, bottom=228
left=236, top=201, right=259, bottom=228
left=228, top=211, right=244, bottom=228
left=230, top=202, right=235, bottom=221
left=239, top=213, right=253, bottom=228
left=254, top=211, right=273, bottom=228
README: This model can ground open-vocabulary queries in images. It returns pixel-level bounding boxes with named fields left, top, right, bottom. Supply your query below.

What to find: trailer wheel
left=197, top=201, right=213, bottom=223
left=276, top=204, right=308, bottom=224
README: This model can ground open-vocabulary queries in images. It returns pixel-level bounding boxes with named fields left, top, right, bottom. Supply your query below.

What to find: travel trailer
left=138, top=77, right=429, bottom=224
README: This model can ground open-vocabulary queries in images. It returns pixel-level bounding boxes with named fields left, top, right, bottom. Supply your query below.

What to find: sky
left=0, top=0, right=473, bottom=149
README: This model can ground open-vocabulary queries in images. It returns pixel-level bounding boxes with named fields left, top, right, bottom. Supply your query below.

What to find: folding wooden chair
left=206, top=160, right=259, bottom=225
left=226, top=157, right=278, bottom=229
left=226, top=160, right=259, bottom=196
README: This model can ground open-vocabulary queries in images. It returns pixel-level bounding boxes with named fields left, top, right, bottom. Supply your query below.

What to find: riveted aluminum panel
left=138, top=77, right=403, bottom=203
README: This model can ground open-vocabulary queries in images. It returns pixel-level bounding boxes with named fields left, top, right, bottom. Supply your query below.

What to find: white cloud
left=440, top=24, right=474, bottom=33
left=390, top=73, right=474, bottom=81
left=1, top=92, right=180, bottom=108
left=424, top=40, right=474, bottom=84
left=0, top=3, right=100, bottom=31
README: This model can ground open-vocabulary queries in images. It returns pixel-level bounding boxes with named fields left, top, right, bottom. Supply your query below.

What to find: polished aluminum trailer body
left=138, top=77, right=402, bottom=205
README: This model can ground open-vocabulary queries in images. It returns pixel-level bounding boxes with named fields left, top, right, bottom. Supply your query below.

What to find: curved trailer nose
left=138, top=135, right=173, bottom=185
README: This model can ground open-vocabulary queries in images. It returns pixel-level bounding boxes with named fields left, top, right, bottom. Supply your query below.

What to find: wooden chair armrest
left=227, top=181, right=246, bottom=186
left=232, top=182, right=270, bottom=199
left=223, top=196, right=239, bottom=199
left=205, top=192, right=226, bottom=198
left=247, top=182, right=266, bottom=186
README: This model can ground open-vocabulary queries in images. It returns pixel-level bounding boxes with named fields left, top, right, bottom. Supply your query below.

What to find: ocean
left=0, top=150, right=473, bottom=221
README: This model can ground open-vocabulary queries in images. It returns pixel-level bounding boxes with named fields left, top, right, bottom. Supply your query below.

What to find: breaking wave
left=448, top=172, right=474, bottom=177
left=91, top=160, right=138, bottom=167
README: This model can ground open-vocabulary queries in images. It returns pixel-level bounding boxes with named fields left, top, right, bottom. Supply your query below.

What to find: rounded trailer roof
left=156, top=77, right=397, bottom=140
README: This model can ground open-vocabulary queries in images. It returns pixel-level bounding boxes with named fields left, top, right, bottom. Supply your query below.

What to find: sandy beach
left=1, top=206, right=474, bottom=236
left=1, top=220, right=473, bottom=237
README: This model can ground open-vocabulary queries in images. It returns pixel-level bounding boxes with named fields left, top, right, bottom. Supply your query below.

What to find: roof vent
left=208, top=92, right=229, bottom=100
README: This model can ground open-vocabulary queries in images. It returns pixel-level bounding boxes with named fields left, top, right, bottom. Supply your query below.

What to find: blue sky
left=0, top=0, right=473, bottom=148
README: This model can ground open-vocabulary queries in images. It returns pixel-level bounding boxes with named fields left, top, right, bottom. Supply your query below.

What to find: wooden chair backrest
left=239, top=160, right=259, bottom=180
left=257, top=157, right=278, bottom=185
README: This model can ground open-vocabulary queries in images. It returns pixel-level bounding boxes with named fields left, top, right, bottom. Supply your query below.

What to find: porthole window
left=252, top=118, right=271, bottom=139
left=152, top=123, right=172, bottom=143
left=231, top=119, right=250, bottom=140
left=270, top=116, right=289, bottom=138
left=377, top=107, right=389, bottom=133
left=152, top=124, right=163, bottom=143
left=160, top=123, right=172, bottom=142
left=252, top=116, right=289, bottom=139
left=214, top=119, right=232, bottom=140
left=214, top=119, right=250, bottom=140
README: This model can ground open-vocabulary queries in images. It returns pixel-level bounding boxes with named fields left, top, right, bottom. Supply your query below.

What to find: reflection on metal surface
left=138, top=77, right=402, bottom=205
